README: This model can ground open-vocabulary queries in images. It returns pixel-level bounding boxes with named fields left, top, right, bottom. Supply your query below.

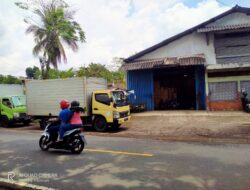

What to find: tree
left=77, top=63, right=111, bottom=79
left=0, top=75, right=22, bottom=84
left=33, top=66, right=41, bottom=79
left=76, top=63, right=125, bottom=86
left=23, top=63, right=125, bottom=87
left=25, top=67, right=34, bottom=79
left=16, top=0, right=86, bottom=79
left=25, top=66, right=40, bottom=79
left=48, top=68, right=75, bottom=79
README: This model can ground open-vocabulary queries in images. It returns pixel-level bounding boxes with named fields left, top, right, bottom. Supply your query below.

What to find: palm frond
left=57, top=40, right=67, bottom=63
left=26, top=24, right=40, bottom=34
left=61, top=37, right=78, bottom=52
left=24, top=0, right=85, bottom=73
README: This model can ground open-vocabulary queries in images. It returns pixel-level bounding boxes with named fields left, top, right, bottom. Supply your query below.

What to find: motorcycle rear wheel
left=70, top=136, right=85, bottom=154
left=39, top=136, right=49, bottom=151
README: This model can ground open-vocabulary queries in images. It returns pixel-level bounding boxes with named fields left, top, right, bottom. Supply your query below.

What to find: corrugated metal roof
left=197, top=23, right=250, bottom=32
left=122, top=54, right=206, bottom=71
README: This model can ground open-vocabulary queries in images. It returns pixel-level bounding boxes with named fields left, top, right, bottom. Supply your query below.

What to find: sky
left=1, top=0, right=250, bottom=76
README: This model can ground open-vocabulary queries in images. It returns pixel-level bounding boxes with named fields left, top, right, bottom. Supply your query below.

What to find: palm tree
left=16, top=0, right=85, bottom=79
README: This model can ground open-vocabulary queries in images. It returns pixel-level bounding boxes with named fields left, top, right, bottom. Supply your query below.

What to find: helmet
left=71, top=100, right=80, bottom=108
left=60, top=100, right=70, bottom=109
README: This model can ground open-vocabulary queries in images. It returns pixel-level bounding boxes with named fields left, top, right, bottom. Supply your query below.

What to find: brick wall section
left=206, top=95, right=243, bottom=111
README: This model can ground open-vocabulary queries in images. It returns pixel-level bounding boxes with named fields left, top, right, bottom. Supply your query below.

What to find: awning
left=197, top=23, right=250, bottom=33
left=122, top=54, right=206, bottom=71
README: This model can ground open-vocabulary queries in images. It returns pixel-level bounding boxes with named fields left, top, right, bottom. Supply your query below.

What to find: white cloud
left=0, top=0, right=230, bottom=76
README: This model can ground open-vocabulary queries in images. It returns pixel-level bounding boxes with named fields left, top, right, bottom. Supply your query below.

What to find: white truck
left=25, top=77, right=131, bottom=131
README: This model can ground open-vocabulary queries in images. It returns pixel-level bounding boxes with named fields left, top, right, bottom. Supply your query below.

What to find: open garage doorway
left=154, top=67, right=196, bottom=110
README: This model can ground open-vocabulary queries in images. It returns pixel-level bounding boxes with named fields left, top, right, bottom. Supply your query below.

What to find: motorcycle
left=241, top=90, right=250, bottom=112
left=39, top=122, right=87, bottom=154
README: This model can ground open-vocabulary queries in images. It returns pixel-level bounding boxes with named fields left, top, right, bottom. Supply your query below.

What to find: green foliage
left=15, top=0, right=86, bottom=79
left=48, top=68, right=75, bottom=79
left=77, top=63, right=109, bottom=78
left=25, top=63, right=125, bottom=86
left=25, top=66, right=40, bottom=79
left=76, top=63, right=125, bottom=84
left=0, top=75, right=22, bottom=84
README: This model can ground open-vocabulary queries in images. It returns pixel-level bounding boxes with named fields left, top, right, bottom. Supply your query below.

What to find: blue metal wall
left=127, top=66, right=206, bottom=111
left=195, top=66, right=206, bottom=110
left=127, top=70, right=154, bottom=110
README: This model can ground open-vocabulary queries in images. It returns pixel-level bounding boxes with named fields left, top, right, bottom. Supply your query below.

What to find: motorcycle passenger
left=59, top=101, right=84, bottom=141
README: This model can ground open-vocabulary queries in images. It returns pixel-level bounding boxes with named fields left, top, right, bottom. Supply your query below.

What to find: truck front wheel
left=0, top=116, right=10, bottom=128
left=93, top=116, right=107, bottom=132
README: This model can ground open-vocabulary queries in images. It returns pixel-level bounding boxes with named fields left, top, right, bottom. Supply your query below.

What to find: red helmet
left=60, top=100, right=70, bottom=109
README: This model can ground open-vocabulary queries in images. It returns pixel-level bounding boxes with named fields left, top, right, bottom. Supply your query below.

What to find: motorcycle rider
left=48, top=99, right=72, bottom=141
left=59, top=101, right=84, bottom=140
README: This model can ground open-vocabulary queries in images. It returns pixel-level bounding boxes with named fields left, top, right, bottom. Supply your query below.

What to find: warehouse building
left=123, top=5, right=250, bottom=111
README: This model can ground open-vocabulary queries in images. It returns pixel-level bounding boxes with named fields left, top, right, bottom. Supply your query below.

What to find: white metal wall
left=0, top=84, right=24, bottom=97
left=137, top=32, right=217, bottom=65
left=207, top=12, right=250, bottom=27
left=135, top=12, right=250, bottom=66
left=26, top=78, right=86, bottom=116
left=26, top=77, right=107, bottom=116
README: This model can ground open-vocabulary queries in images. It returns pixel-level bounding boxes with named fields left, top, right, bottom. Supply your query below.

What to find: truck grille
left=120, top=111, right=129, bottom=118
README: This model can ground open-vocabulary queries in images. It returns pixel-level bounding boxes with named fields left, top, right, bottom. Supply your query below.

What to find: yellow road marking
left=85, top=148, right=153, bottom=157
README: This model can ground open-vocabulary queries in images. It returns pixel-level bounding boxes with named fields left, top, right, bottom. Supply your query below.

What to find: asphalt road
left=0, top=128, right=250, bottom=190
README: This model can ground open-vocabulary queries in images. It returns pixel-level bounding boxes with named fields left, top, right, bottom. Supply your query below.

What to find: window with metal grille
left=209, top=82, right=237, bottom=101
left=240, top=81, right=250, bottom=94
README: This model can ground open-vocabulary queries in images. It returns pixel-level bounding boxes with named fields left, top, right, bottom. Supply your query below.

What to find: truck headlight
left=113, top=111, right=120, bottom=119
left=13, top=112, right=20, bottom=118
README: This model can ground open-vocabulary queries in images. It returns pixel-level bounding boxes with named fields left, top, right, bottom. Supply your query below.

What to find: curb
left=0, top=178, right=55, bottom=190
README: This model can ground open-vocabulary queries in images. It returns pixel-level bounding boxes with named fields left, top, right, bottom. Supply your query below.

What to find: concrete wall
left=135, top=12, right=250, bottom=66
left=207, top=98, right=242, bottom=111
left=206, top=75, right=250, bottom=111
left=207, top=12, right=250, bottom=26
left=137, top=32, right=217, bottom=65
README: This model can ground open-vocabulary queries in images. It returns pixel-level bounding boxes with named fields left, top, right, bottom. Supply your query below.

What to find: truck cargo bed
left=25, top=77, right=107, bottom=116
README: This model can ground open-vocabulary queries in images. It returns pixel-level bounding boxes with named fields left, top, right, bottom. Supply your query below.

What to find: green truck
left=0, top=84, right=31, bottom=127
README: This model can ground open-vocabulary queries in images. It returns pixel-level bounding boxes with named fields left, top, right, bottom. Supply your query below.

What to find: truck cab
left=92, top=90, right=131, bottom=131
left=0, top=95, right=31, bottom=127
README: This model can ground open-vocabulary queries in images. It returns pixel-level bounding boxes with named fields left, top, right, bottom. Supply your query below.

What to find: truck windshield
left=11, top=96, right=24, bottom=107
left=112, top=91, right=128, bottom=106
